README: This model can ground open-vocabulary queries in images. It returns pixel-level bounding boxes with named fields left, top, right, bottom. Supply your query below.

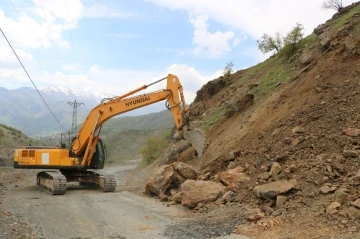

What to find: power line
left=8, top=0, right=44, bottom=61
left=0, top=28, right=67, bottom=133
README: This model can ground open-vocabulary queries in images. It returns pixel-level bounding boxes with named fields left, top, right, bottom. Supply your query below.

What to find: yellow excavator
left=14, top=74, right=188, bottom=195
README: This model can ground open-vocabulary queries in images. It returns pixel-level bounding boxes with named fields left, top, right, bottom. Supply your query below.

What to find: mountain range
left=0, top=86, right=165, bottom=136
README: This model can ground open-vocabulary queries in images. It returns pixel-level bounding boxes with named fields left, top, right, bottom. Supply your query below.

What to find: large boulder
left=172, top=162, right=199, bottom=180
left=180, top=180, right=225, bottom=208
left=254, top=180, right=297, bottom=199
left=144, top=165, right=175, bottom=198
left=218, top=166, right=250, bottom=187
left=162, top=140, right=192, bottom=164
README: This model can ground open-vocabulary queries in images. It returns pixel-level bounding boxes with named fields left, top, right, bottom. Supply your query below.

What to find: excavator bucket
left=184, top=128, right=206, bottom=157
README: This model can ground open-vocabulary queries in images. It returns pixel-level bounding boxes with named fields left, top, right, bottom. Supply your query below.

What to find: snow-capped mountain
left=13, top=86, right=109, bottom=104
left=0, top=86, right=164, bottom=136
left=0, top=86, right=108, bottom=136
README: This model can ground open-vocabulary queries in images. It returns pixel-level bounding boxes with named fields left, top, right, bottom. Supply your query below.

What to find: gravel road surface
left=1, top=164, right=248, bottom=239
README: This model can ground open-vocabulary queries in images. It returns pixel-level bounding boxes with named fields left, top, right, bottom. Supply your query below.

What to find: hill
left=144, top=3, right=360, bottom=238
left=0, top=124, right=40, bottom=166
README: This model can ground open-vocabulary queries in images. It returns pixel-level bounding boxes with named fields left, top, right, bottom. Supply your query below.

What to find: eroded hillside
left=145, top=2, right=360, bottom=238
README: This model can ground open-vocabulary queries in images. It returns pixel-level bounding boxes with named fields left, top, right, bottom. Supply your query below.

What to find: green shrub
left=140, top=132, right=171, bottom=164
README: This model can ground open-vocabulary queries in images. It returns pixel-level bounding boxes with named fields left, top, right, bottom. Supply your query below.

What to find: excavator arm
left=72, top=74, right=188, bottom=167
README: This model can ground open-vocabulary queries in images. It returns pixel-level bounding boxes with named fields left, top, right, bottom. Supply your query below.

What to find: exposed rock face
left=218, top=166, right=249, bottom=187
left=254, top=180, right=297, bottom=199
left=144, top=165, right=175, bottom=198
left=180, top=180, right=225, bottom=208
left=172, top=162, right=199, bottom=180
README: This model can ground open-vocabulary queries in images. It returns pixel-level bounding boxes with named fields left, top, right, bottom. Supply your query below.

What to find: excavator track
left=37, top=171, right=67, bottom=195
left=62, top=170, right=116, bottom=193
left=101, top=174, right=116, bottom=192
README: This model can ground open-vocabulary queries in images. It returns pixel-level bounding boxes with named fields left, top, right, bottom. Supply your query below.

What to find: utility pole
left=67, top=100, right=84, bottom=138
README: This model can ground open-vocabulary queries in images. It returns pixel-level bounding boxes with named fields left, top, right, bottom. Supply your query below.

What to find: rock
left=171, top=162, right=198, bottom=180
left=348, top=226, right=357, bottom=232
left=332, top=158, right=345, bottom=172
left=169, top=192, right=183, bottom=203
left=144, top=165, right=176, bottom=198
left=276, top=195, right=287, bottom=209
left=343, top=150, right=359, bottom=158
left=259, top=172, right=270, bottom=180
left=298, top=52, right=313, bottom=66
left=344, top=128, right=360, bottom=137
left=218, top=166, right=249, bottom=187
left=184, top=129, right=206, bottom=157
left=351, top=199, right=360, bottom=209
left=254, top=180, right=297, bottom=199
left=315, top=86, right=323, bottom=93
left=248, top=83, right=259, bottom=89
left=335, top=188, right=349, bottom=204
left=227, top=161, right=239, bottom=169
left=275, top=151, right=289, bottom=162
left=216, top=191, right=235, bottom=204
left=247, top=208, right=265, bottom=222
left=320, top=185, right=330, bottom=194
left=225, top=151, right=238, bottom=161
left=162, top=140, right=192, bottom=163
left=289, top=164, right=297, bottom=172
left=354, top=170, right=360, bottom=185
left=272, top=209, right=284, bottom=217
left=269, top=162, right=282, bottom=178
left=313, top=23, right=327, bottom=36
left=326, top=202, right=341, bottom=215
left=180, top=180, right=225, bottom=209
left=292, top=126, right=305, bottom=134
left=198, top=173, right=210, bottom=181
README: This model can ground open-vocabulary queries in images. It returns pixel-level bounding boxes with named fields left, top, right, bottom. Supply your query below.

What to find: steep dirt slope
left=182, top=2, right=360, bottom=238
left=143, top=3, right=360, bottom=239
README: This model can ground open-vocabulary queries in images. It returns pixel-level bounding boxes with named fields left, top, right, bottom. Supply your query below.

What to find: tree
left=257, top=32, right=283, bottom=54
left=223, top=61, right=234, bottom=79
left=283, top=22, right=304, bottom=54
left=140, top=136, right=165, bottom=163
left=322, top=0, right=344, bottom=12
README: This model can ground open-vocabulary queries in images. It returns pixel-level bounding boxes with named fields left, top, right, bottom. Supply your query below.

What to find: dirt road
left=1, top=165, right=248, bottom=239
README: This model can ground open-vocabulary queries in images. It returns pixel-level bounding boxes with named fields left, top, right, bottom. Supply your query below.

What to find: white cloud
left=33, top=0, right=83, bottom=27
left=90, top=64, right=100, bottom=75
left=1, top=60, right=221, bottom=103
left=164, top=64, right=222, bottom=102
left=83, top=3, right=135, bottom=19
left=147, top=0, right=354, bottom=38
left=0, top=47, right=34, bottom=69
left=189, top=14, right=237, bottom=57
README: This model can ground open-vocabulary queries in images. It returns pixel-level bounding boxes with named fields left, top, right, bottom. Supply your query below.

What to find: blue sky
left=0, top=0, right=351, bottom=102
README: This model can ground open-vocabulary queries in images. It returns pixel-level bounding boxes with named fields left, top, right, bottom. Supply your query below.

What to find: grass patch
left=296, top=33, right=317, bottom=49
left=332, top=5, right=360, bottom=29
left=247, top=59, right=295, bottom=98
left=202, top=107, right=227, bottom=130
